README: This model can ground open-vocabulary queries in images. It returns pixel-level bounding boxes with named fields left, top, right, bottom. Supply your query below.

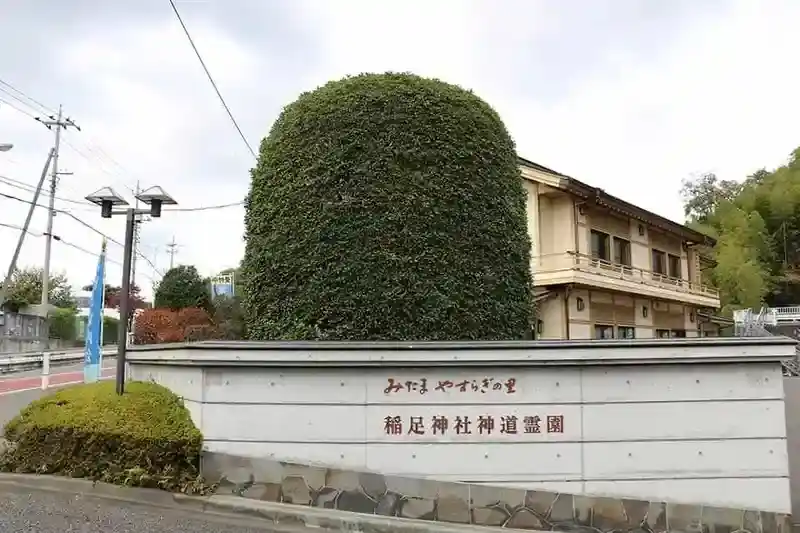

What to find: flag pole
left=98, top=238, right=107, bottom=372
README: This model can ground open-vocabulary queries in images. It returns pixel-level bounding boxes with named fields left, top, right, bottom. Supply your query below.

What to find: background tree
left=681, top=146, right=800, bottom=312
left=211, top=295, right=246, bottom=340
left=680, top=172, right=742, bottom=223
left=153, top=265, right=211, bottom=311
left=81, top=283, right=147, bottom=310
left=49, top=307, right=78, bottom=342
left=1, top=267, right=75, bottom=312
left=243, top=72, right=534, bottom=340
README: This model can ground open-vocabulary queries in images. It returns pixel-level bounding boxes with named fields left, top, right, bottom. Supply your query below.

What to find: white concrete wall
left=131, top=359, right=790, bottom=512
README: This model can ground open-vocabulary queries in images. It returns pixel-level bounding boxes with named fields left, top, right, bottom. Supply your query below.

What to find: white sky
left=0, top=0, right=798, bottom=301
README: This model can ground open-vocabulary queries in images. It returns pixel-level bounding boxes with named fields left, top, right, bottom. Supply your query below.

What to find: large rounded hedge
left=242, top=72, right=533, bottom=340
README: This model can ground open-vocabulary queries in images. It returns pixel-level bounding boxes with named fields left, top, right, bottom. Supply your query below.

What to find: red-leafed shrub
left=133, top=307, right=213, bottom=345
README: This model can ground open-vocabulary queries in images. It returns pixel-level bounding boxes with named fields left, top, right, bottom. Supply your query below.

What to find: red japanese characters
left=383, top=377, right=517, bottom=395
left=382, top=414, right=565, bottom=436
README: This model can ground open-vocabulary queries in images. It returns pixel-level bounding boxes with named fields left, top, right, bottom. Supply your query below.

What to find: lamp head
left=85, top=187, right=128, bottom=218
left=135, top=186, right=177, bottom=218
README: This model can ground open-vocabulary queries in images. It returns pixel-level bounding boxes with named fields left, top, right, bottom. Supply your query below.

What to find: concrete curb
left=0, top=473, right=525, bottom=532
left=0, top=473, right=182, bottom=508
left=189, top=494, right=529, bottom=533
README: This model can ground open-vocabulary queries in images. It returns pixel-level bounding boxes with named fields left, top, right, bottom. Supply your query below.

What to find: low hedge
left=0, top=381, right=206, bottom=492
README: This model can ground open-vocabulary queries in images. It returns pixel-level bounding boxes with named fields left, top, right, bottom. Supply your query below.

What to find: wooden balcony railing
left=533, top=251, right=720, bottom=299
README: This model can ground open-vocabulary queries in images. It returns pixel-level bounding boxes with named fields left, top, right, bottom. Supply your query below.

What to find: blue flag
left=84, top=239, right=106, bottom=383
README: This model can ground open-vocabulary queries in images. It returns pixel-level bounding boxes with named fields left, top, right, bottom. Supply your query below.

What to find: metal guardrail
left=0, top=346, right=117, bottom=374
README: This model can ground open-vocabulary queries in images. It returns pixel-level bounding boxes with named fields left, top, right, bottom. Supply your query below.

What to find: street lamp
left=0, top=144, right=13, bottom=152
left=85, top=184, right=178, bottom=395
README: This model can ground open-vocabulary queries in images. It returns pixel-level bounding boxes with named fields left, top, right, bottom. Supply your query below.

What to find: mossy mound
left=1, top=381, right=205, bottom=492
left=243, top=72, right=534, bottom=340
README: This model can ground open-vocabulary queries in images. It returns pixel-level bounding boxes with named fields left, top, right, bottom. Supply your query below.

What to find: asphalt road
left=0, top=483, right=290, bottom=532
left=0, top=363, right=300, bottom=531
left=0, top=360, right=116, bottom=428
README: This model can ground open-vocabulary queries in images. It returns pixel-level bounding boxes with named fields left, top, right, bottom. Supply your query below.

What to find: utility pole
left=167, top=236, right=179, bottom=270
left=0, top=150, right=55, bottom=310
left=130, top=181, right=140, bottom=294
left=37, top=105, right=79, bottom=345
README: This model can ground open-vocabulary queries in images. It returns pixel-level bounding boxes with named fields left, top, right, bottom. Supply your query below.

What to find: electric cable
left=168, top=0, right=257, bottom=160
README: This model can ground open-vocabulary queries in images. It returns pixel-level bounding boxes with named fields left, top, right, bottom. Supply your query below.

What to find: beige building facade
left=519, top=158, right=722, bottom=340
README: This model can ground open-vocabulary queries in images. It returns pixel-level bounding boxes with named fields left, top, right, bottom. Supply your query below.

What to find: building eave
left=517, top=156, right=717, bottom=247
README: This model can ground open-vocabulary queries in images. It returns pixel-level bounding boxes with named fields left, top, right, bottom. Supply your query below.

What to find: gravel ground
left=0, top=484, right=290, bottom=533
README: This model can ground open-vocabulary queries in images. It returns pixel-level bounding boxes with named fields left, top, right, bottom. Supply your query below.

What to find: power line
left=0, top=83, right=136, bottom=196
left=0, top=174, right=93, bottom=207
left=168, top=0, right=257, bottom=160
left=0, top=220, right=154, bottom=281
left=0, top=96, right=37, bottom=119
left=0, top=78, right=56, bottom=115
left=1, top=79, right=246, bottom=216
left=0, top=189, right=163, bottom=277
left=0, top=221, right=42, bottom=237
left=167, top=200, right=243, bottom=212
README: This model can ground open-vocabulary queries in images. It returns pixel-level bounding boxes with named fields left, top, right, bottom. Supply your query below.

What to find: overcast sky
left=0, top=0, right=798, bottom=301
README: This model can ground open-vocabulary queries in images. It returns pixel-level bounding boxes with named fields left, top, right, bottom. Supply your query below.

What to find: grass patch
left=0, top=381, right=209, bottom=493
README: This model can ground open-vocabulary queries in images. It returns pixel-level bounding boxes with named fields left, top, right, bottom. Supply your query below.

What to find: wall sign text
left=383, top=377, right=517, bottom=395
left=382, top=414, right=564, bottom=436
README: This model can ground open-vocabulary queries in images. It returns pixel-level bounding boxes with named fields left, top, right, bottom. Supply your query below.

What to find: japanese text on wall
left=383, top=414, right=564, bottom=436
left=384, top=377, right=517, bottom=395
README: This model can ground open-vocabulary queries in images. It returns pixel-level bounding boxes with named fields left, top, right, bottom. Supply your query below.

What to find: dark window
left=591, top=230, right=610, bottom=261
left=652, top=250, right=666, bottom=275
left=656, top=329, right=671, bottom=338
left=594, top=324, right=614, bottom=339
left=613, top=238, right=632, bottom=266
left=671, top=329, right=686, bottom=338
left=618, top=326, right=636, bottom=339
left=668, top=254, right=682, bottom=279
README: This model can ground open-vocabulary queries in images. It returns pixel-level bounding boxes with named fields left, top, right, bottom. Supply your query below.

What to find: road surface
left=0, top=360, right=115, bottom=428
left=0, top=362, right=289, bottom=532
left=0, top=482, right=287, bottom=532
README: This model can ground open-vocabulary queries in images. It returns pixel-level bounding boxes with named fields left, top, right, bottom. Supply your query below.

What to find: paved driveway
left=0, top=483, right=291, bottom=532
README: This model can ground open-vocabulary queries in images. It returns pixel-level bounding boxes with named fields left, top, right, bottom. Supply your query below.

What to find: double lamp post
left=84, top=186, right=177, bottom=395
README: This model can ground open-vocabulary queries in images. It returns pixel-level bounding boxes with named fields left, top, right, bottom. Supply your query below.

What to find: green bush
left=102, top=315, right=119, bottom=345
left=0, top=381, right=205, bottom=492
left=243, top=72, right=534, bottom=340
left=49, top=307, right=77, bottom=341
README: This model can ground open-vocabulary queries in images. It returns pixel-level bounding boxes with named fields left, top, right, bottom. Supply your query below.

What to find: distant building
left=74, top=289, right=120, bottom=321
left=518, top=157, right=724, bottom=339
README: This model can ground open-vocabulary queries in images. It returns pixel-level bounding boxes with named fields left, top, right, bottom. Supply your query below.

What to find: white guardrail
left=0, top=346, right=117, bottom=376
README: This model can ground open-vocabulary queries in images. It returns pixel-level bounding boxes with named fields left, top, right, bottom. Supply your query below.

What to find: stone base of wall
left=202, top=451, right=790, bottom=533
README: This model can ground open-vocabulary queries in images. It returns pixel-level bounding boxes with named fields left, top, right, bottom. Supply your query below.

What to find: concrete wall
left=783, top=377, right=800, bottom=516
left=0, top=311, right=79, bottom=354
left=128, top=339, right=795, bottom=513
left=204, top=450, right=791, bottom=530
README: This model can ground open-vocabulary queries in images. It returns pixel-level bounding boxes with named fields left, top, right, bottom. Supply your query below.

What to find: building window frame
left=590, top=230, right=611, bottom=262
left=656, top=328, right=686, bottom=338
left=667, top=253, right=682, bottom=280
left=617, top=325, right=636, bottom=339
left=591, top=229, right=633, bottom=272
left=594, top=324, right=615, bottom=339
left=613, top=237, right=632, bottom=268
left=651, top=249, right=667, bottom=276
left=655, top=328, right=671, bottom=339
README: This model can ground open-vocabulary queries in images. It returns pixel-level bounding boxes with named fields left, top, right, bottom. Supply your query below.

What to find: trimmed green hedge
left=0, top=381, right=205, bottom=492
left=243, top=72, right=533, bottom=340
